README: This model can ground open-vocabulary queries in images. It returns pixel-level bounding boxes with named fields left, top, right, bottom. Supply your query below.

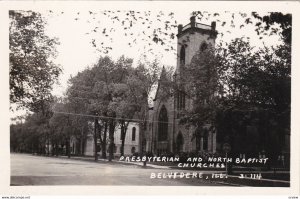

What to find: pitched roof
left=153, top=66, right=168, bottom=101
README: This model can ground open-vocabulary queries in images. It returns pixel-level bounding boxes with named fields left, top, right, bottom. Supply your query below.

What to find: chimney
left=211, top=21, right=216, bottom=31
left=178, top=24, right=183, bottom=34
left=190, top=16, right=196, bottom=27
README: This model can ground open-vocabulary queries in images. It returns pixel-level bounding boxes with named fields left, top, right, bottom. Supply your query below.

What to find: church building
left=146, top=16, right=218, bottom=155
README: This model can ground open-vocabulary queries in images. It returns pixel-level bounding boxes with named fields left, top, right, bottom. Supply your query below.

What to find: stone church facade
left=146, top=17, right=218, bottom=155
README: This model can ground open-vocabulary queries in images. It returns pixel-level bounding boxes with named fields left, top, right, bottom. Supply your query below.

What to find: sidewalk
left=45, top=154, right=291, bottom=173
left=57, top=154, right=172, bottom=169
left=33, top=154, right=290, bottom=187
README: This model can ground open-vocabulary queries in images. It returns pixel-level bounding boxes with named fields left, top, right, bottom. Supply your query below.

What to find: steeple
left=153, top=66, right=169, bottom=101
left=159, top=66, right=167, bottom=82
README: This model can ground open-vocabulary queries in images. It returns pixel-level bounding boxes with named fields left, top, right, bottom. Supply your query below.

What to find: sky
left=43, top=10, right=282, bottom=98
left=45, top=9, right=191, bottom=97
left=10, top=8, right=285, bottom=119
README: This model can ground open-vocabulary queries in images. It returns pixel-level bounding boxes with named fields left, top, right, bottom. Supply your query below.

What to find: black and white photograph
left=1, top=0, right=300, bottom=197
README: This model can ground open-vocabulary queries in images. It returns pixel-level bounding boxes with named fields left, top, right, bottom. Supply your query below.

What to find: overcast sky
left=10, top=4, right=289, bottom=119
left=43, top=9, right=282, bottom=97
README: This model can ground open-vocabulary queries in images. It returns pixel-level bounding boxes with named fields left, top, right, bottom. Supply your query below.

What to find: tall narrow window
left=196, top=136, right=201, bottom=151
left=181, top=92, right=185, bottom=109
left=180, top=46, right=185, bottom=65
left=132, top=127, right=136, bottom=141
left=177, top=92, right=180, bottom=109
left=177, top=91, right=185, bottom=110
left=158, top=105, right=168, bottom=141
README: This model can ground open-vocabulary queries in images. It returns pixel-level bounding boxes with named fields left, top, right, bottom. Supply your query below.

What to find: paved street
left=11, top=153, right=224, bottom=186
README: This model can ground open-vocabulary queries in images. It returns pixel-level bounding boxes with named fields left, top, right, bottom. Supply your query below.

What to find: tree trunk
left=66, top=138, right=71, bottom=158
left=121, top=139, right=125, bottom=156
left=80, top=138, right=83, bottom=156
left=51, top=141, right=54, bottom=156
left=120, top=121, right=128, bottom=156
left=120, top=122, right=125, bottom=156
left=108, top=119, right=115, bottom=161
left=101, top=122, right=107, bottom=159
left=47, top=136, right=50, bottom=156
left=94, top=118, right=98, bottom=161
left=55, top=143, right=58, bottom=156
left=80, top=127, right=83, bottom=156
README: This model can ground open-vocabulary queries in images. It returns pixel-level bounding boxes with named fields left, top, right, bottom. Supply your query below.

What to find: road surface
left=10, top=153, right=225, bottom=186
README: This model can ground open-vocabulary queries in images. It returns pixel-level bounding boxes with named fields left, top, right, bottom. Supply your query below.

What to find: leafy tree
left=65, top=56, right=135, bottom=160
left=175, top=10, right=291, bottom=165
left=113, top=86, right=136, bottom=156
left=9, top=10, right=62, bottom=111
left=179, top=44, right=221, bottom=140
left=11, top=10, right=291, bottom=167
left=123, top=60, right=163, bottom=154
left=50, top=97, right=89, bottom=158
left=251, top=12, right=292, bottom=45
left=63, top=55, right=161, bottom=159
left=42, top=10, right=291, bottom=63
left=10, top=99, right=54, bottom=154
left=65, top=66, right=104, bottom=160
left=180, top=31, right=290, bottom=164
left=73, top=10, right=178, bottom=54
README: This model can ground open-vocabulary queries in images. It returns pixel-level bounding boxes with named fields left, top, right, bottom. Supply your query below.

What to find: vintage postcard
left=0, top=0, right=299, bottom=197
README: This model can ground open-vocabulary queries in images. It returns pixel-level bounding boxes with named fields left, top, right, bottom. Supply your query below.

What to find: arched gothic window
left=181, top=91, right=185, bottom=109
left=158, top=105, right=168, bottom=141
left=132, top=127, right=136, bottom=141
left=196, top=128, right=208, bottom=151
left=177, top=90, right=186, bottom=110
left=180, top=45, right=185, bottom=65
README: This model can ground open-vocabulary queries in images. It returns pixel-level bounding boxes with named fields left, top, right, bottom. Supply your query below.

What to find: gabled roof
left=153, top=66, right=169, bottom=101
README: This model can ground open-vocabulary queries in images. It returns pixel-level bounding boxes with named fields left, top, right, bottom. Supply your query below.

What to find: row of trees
left=52, top=56, right=161, bottom=160
left=10, top=10, right=291, bottom=165
left=9, top=10, right=162, bottom=161
left=11, top=55, right=161, bottom=161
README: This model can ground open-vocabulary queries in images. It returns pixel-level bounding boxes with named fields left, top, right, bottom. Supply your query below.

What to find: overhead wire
left=52, top=110, right=180, bottom=124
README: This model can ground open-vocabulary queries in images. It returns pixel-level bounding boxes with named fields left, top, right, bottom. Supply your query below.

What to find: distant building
left=114, top=123, right=140, bottom=156
left=84, top=132, right=95, bottom=156
left=84, top=122, right=140, bottom=157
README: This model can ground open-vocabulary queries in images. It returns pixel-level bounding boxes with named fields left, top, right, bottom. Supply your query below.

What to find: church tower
left=176, top=16, right=217, bottom=75
left=146, top=17, right=218, bottom=156
left=174, top=16, right=217, bottom=153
